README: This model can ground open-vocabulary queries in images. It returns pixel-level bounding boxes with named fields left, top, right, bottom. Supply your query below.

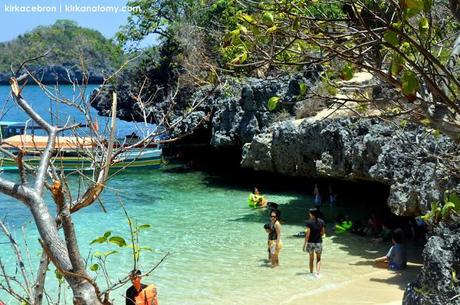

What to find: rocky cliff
left=404, top=220, right=460, bottom=305
left=241, top=117, right=459, bottom=216
left=92, top=71, right=459, bottom=215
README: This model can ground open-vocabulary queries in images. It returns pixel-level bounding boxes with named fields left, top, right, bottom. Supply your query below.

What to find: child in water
left=264, top=223, right=272, bottom=262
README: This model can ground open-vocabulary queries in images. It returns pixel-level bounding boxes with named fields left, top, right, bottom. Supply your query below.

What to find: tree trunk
left=28, top=194, right=103, bottom=305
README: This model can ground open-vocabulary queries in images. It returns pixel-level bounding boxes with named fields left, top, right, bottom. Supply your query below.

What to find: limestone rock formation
left=241, top=117, right=459, bottom=216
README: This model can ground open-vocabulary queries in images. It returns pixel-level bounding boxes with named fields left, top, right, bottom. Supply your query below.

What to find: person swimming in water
left=249, top=187, right=267, bottom=208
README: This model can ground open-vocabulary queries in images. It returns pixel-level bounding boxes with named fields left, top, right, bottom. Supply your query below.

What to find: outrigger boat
left=0, top=121, right=162, bottom=171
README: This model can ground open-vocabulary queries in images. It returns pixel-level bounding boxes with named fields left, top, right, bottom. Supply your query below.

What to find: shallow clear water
left=0, top=169, right=392, bottom=305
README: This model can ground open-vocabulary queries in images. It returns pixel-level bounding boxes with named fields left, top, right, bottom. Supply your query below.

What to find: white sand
left=283, top=263, right=420, bottom=305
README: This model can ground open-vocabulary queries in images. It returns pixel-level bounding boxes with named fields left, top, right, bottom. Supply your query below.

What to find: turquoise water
left=0, top=85, right=396, bottom=304
left=0, top=169, right=391, bottom=305
left=0, top=84, right=155, bottom=138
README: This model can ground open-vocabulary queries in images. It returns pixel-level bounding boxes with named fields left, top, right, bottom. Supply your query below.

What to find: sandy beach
left=283, top=262, right=421, bottom=305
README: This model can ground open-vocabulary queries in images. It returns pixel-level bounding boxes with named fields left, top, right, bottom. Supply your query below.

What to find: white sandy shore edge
left=283, top=263, right=421, bottom=305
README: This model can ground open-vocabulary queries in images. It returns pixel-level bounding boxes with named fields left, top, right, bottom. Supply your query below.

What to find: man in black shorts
left=303, top=208, right=325, bottom=277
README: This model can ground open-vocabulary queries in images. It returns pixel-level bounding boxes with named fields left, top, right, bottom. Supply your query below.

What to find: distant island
left=0, top=19, right=124, bottom=85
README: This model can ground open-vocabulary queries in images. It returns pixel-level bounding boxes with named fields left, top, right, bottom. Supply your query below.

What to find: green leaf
left=240, top=51, right=248, bottom=63
left=90, top=231, right=112, bottom=245
left=419, top=17, right=429, bottom=34
left=293, top=17, right=301, bottom=30
left=104, top=250, right=118, bottom=257
left=404, top=7, right=421, bottom=19
left=441, top=202, right=456, bottom=220
left=340, top=63, right=354, bottom=81
left=267, top=96, right=281, bottom=111
left=384, top=31, right=399, bottom=46
left=90, top=263, right=100, bottom=271
left=403, top=0, right=424, bottom=10
left=266, top=25, right=277, bottom=34
left=140, top=246, right=153, bottom=252
left=399, top=119, right=408, bottom=128
left=390, top=53, right=404, bottom=76
left=230, top=28, right=240, bottom=37
left=448, top=193, right=460, bottom=212
left=401, top=41, right=411, bottom=53
left=239, top=13, right=255, bottom=23
left=420, top=118, right=430, bottom=126
left=230, top=51, right=248, bottom=65
left=262, top=12, right=274, bottom=26
left=401, top=71, right=419, bottom=95
left=138, top=224, right=151, bottom=230
left=299, top=83, right=308, bottom=96
left=423, top=0, right=433, bottom=12
left=95, top=250, right=118, bottom=258
left=108, top=236, right=127, bottom=247
left=55, top=269, right=63, bottom=280
left=239, top=25, right=248, bottom=35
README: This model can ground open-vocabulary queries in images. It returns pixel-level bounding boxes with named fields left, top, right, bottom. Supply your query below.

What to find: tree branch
left=0, top=220, right=34, bottom=302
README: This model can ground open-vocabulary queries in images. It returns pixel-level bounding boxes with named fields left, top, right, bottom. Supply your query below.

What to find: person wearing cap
left=125, top=269, right=158, bottom=305
left=303, top=208, right=325, bottom=277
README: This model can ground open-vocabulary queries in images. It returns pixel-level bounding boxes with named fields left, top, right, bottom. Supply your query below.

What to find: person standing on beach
left=270, top=210, right=282, bottom=267
left=126, top=269, right=159, bottom=305
left=303, top=208, right=325, bottom=277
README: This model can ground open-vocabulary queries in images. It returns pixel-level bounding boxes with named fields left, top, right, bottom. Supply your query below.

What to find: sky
left=0, top=0, right=153, bottom=45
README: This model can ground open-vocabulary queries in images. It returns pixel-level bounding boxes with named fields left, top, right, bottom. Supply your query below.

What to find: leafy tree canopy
left=0, top=19, right=125, bottom=73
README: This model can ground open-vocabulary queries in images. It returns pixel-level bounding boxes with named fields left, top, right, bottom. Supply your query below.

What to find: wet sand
left=284, top=262, right=421, bottom=305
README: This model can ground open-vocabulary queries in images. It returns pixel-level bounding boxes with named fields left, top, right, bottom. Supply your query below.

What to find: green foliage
left=299, top=83, right=308, bottom=96
left=108, top=236, right=127, bottom=247
left=421, top=191, right=460, bottom=224
left=0, top=20, right=124, bottom=72
left=90, top=231, right=112, bottom=245
left=89, top=263, right=99, bottom=271
left=267, top=96, right=281, bottom=111
left=54, top=269, right=64, bottom=284
left=384, top=31, right=399, bottom=46
left=340, top=63, right=354, bottom=81
left=401, top=71, right=419, bottom=95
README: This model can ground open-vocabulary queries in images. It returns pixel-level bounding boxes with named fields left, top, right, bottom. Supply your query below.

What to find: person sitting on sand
left=249, top=187, right=267, bottom=208
left=374, top=228, right=407, bottom=270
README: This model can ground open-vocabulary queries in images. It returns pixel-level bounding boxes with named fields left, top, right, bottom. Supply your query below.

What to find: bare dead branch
left=0, top=220, right=34, bottom=302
